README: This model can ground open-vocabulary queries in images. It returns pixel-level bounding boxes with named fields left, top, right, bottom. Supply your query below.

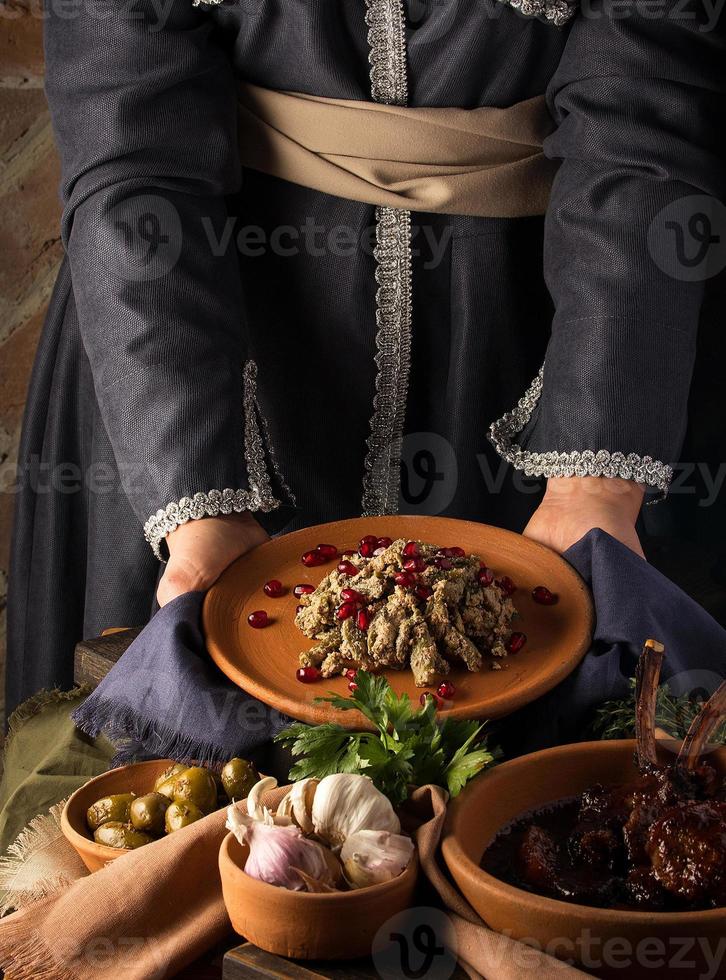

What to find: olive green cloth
left=0, top=689, right=114, bottom=858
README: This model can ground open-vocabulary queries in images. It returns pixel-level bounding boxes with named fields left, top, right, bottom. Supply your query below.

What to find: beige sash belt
left=237, top=83, right=558, bottom=218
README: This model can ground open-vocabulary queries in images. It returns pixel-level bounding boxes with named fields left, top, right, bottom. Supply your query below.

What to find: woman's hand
left=523, top=476, right=645, bottom=557
left=157, top=512, right=269, bottom=606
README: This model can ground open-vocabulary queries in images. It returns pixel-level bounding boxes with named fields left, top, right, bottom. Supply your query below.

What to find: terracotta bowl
left=219, top=831, right=419, bottom=959
left=61, top=759, right=178, bottom=872
left=442, top=740, right=726, bottom=980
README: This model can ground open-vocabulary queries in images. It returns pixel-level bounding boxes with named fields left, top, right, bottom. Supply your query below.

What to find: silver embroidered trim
left=191, top=0, right=223, bottom=6
left=362, top=207, right=414, bottom=515
left=364, top=0, right=408, bottom=106
left=143, top=360, right=284, bottom=560
left=361, top=0, right=413, bottom=516
left=495, top=0, right=579, bottom=26
left=488, top=365, right=673, bottom=495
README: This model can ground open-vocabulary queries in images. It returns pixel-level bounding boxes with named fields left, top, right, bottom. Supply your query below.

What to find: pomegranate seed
left=508, top=631, right=527, bottom=654
left=419, top=691, right=441, bottom=709
left=316, top=543, right=339, bottom=560
left=344, top=668, right=357, bottom=680
left=394, top=571, right=416, bottom=588
left=360, top=534, right=378, bottom=546
left=447, top=546, right=466, bottom=558
left=435, top=557, right=453, bottom=571
left=404, top=556, right=426, bottom=573
left=437, top=681, right=456, bottom=700
left=402, top=541, right=420, bottom=558
left=302, top=549, right=326, bottom=567
left=478, top=567, right=494, bottom=587
left=377, top=537, right=393, bottom=548
left=247, top=610, right=269, bottom=629
left=497, top=576, right=517, bottom=596
left=337, top=560, right=359, bottom=577
left=348, top=680, right=358, bottom=693
left=532, top=585, right=558, bottom=606
left=415, top=584, right=433, bottom=601
left=296, top=666, right=321, bottom=683
left=356, top=608, right=371, bottom=631
left=336, top=601, right=357, bottom=621
left=359, top=540, right=376, bottom=558
left=294, top=583, right=315, bottom=598
left=263, top=579, right=285, bottom=598
left=342, top=549, right=357, bottom=557
left=341, top=588, right=364, bottom=603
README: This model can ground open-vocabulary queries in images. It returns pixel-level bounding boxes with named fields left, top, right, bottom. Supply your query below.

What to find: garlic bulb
left=341, top=829, right=414, bottom=889
left=226, top=789, right=337, bottom=892
left=276, top=778, right=318, bottom=833
left=244, top=820, right=335, bottom=891
left=311, top=774, right=400, bottom=849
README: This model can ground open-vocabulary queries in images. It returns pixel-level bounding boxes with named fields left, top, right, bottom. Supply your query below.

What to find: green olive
left=221, top=758, right=259, bottom=801
left=165, top=801, right=205, bottom=833
left=172, top=766, right=218, bottom=814
left=153, top=763, right=189, bottom=795
left=86, top=793, right=136, bottom=831
left=129, top=792, right=170, bottom=836
left=93, top=821, right=153, bottom=850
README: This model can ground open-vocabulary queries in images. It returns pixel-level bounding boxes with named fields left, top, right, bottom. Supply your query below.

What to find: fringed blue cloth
left=72, top=591, right=290, bottom=765
left=73, top=529, right=726, bottom=764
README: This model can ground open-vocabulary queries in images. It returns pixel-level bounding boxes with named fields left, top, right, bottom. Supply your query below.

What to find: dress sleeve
left=45, top=0, right=293, bottom=559
left=488, top=0, right=726, bottom=497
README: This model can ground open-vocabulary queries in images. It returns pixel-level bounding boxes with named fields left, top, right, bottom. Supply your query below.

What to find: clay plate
left=442, top=740, right=726, bottom=980
left=203, top=516, right=594, bottom=728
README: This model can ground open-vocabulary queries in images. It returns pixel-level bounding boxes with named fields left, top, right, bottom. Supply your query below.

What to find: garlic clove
left=311, top=774, right=401, bottom=850
left=291, top=867, right=339, bottom=893
left=276, top=777, right=319, bottom=834
left=246, top=776, right=278, bottom=825
left=341, top=829, right=414, bottom=889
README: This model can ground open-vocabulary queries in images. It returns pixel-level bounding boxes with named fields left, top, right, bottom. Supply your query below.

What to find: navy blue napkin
left=73, top=528, right=726, bottom=764
left=507, top=528, right=726, bottom=755
left=73, top=591, right=291, bottom=766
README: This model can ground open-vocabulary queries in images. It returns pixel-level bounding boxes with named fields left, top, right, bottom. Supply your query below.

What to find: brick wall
left=0, top=0, right=63, bottom=720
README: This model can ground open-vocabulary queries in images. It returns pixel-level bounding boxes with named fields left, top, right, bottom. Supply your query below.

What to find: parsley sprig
left=274, top=672, right=501, bottom=806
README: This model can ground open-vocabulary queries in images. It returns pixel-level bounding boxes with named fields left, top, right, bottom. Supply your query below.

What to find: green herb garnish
left=593, top=677, right=726, bottom=743
left=275, top=672, right=501, bottom=806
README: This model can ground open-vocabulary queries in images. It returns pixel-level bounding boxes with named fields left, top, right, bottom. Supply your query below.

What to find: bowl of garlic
left=218, top=773, right=419, bottom=959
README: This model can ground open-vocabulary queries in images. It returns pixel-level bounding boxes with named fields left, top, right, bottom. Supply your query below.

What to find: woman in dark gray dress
left=6, top=0, right=725, bottom=714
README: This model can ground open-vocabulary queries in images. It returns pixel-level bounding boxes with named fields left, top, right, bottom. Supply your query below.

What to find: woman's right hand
left=157, top=512, right=269, bottom=606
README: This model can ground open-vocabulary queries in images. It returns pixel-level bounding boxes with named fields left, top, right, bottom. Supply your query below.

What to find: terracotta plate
left=203, top=516, right=594, bottom=728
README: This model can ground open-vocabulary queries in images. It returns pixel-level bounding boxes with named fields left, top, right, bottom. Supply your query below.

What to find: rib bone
left=635, top=639, right=665, bottom=769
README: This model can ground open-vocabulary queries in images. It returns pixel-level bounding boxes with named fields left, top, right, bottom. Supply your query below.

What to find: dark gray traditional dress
left=6, top=0, right=726, bottom=715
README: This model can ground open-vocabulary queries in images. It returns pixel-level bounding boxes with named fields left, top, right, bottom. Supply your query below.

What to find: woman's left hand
left=523, top=476, right=645, bottom=557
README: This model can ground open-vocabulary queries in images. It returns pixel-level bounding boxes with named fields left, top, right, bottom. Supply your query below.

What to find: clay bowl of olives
left=441, top=740, right=726, bottom=980
left=62, top=757, right=258, bottom=871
